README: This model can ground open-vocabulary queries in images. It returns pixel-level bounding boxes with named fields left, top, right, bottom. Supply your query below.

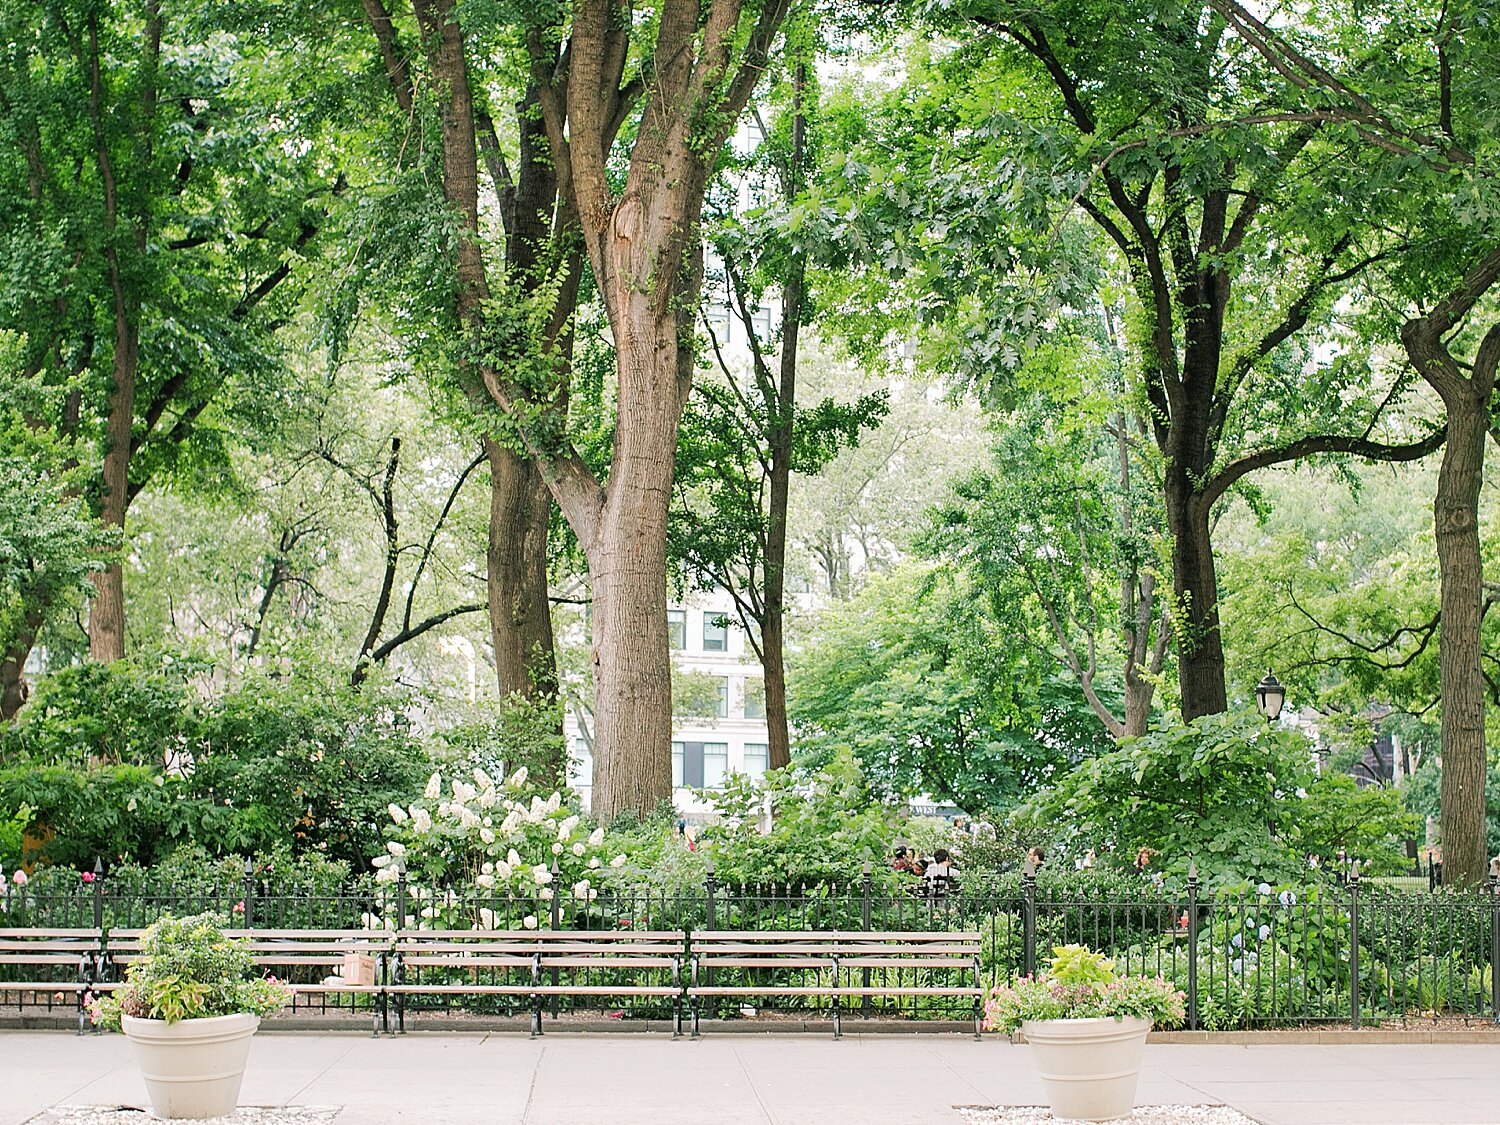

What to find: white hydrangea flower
left=372, top=854, right=390, bottom=868
left=459, top=807, right=481, bottom=829
left=438, top=802, right=452, bottom=818
left=387, top=841, right=407, bottom=857
left=476, top=874, right=494, bottom=889
left=500, top=811, right=521, bottom=835
left=473, top=768, right=494, bottom=791
left=571, top=843, right=586, bottom=857
left=571, top=880, right=590, bottom=898
left=424, top=772, right=442, bottom=799
left=452, top=780, right=476, bottom=803
left=388, top=803, right=408, bottom=823
left=481, top=862, right=494, bottom=875
left=494, top=861, right=512, bottom=881
left=508, top=849, right=522, bottom=868
left=539, top=888, right=554, bottom=901
left=559, top=815, right=579, bottom=838
left=479, top=827, right=495, bottom=845
left=411, top=809, right=433, bottom=834
left=532, top=865, right=553, bottom=885
left=477, top=789, right=496, bottom=809
left=360, top=912, right=383, bottom=930
left=546, top=792, right=561, bottom=812
left=552, top=842, right=564, bottom=855
left=420, top=906, right=435, bottom=919
left=588, top=889, right=597, bottom=901
left=375, top=866, right=398, bottom=883
left=479, top=908, right=498, bottom=929
left=588, top=827, right=605, bottom=846
left=529, top=796, right=547, bottom=820
left=610, top=855, right=626, bottom=868
left=588, top=857, right=601, bottom=869
left=523, top=914, right=537, bottom=929
left=509, top=766, right=529, bottom=788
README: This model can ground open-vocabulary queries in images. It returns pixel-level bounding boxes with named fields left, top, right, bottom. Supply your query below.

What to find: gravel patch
left=33, top=1107, right=341, bottom=1125
left=958, top=1106, right=1260, bottom=1125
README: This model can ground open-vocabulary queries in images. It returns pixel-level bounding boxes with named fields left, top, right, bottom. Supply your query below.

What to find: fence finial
left=1187, top=860, right=1198, bottom=883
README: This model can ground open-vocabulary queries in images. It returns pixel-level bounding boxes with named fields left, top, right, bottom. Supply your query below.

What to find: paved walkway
left=4, top=1031, right=1498, bottom=1125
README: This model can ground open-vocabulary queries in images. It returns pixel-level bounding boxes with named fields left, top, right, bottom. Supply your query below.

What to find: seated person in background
left=925, top=848, right=955, bottom=882
left=891, top=846, right=925, bottom=876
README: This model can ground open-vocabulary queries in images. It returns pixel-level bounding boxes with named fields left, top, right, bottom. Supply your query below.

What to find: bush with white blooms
left=367, top=766, right=624, bottom=930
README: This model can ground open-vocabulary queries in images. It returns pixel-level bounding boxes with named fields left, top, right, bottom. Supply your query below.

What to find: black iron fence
left=4, top=863, right=1498, bottom=1030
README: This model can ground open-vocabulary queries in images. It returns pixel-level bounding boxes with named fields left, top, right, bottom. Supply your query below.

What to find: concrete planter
left=122, top=1012, right=260, bottom=1119
left=1020, top=1015, right=1151, bottom=1122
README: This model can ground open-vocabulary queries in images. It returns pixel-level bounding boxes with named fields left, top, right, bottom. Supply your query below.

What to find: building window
left=667, top=609, right=686, bottom=651
left=572, top=738, right=593, bottom=788
left=703, top=613, right=728, bottom=652
left=673, top=741, right=731, bottom=789
left=715, top=677, right=729, bottom=718
left=704, top=743, right=729, bottom=789
left=743, top=677, right=765, bottom=719
left=742, top=743, right=770, bottom=781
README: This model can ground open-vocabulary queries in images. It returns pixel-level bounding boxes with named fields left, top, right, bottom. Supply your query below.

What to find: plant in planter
left=984, top=944, right=1185, bottom=1123
left=92, top=913, right=293, bottom=1120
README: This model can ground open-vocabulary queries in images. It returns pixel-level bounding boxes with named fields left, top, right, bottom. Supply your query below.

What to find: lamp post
left=1255, top=671, right=1286, bottom=722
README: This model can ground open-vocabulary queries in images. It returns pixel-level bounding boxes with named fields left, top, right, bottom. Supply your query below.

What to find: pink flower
left=232, top=901, right=246, bottom=914
left=11, top=870, right=27, bottom=887
left=81, top=871, right=96, bottom=884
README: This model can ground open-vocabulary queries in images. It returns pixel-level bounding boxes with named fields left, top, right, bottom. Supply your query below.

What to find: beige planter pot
left=122, top=1012, right=260, bottom=1119
left=1020, top=1015, right=1151, bottom=1122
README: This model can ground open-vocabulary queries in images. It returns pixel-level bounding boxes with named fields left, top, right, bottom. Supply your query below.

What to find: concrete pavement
left=3, top=1031, right=1498, bottom=1125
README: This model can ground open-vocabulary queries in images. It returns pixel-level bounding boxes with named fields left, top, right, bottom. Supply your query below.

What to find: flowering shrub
left=370, top=766, right=622, bottom=929
left=982, top=944, right=1185, bottom=1035
left=90, top=913, right=292, bottom=1029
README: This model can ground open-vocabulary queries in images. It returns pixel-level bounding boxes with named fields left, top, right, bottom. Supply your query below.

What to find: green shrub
left=91, top=913, right=293, bottom=1028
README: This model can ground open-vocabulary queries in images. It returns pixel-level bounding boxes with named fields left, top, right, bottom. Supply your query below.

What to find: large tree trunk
left=486, top=437, right=557, bottom=699
left=583, top=327, right=681, bottom=820
left=761, top=612, right=791, bottom=770
left=89, top=316, right=138, bottom=663
left=1166, top=482, right=1229, bottom=721
left=1432, top=388, right=1488, bottom=887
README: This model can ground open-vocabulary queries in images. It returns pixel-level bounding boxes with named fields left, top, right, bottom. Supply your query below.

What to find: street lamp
left=1255, top=671, right=1286, bottom=722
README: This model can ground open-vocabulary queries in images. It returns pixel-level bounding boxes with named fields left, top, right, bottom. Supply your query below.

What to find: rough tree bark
left=1400, top=245, right=1500, bottom=887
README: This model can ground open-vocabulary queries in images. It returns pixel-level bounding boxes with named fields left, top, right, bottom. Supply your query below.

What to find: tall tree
left=674, top=38, right=886, bottom=769
left=879, top=3, right=1445, bottom=720
left=1207, top=0, right=1500, bottom=884
left=0, top=0, right=338, bottom=675
left=403, top=0, right=791, bottom=820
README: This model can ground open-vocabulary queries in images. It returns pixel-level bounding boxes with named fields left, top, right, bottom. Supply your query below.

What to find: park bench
left=686, top=930, right=983, bottom=1039
left=0, top=928, right=101, bottom=1034
left=387, top=929, right=686, bottom=1036
left=98, top=928, right=393, bottom=1035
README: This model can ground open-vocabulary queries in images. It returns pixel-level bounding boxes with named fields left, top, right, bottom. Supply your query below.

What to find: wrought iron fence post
left=861, top=861, right=873, bottom=1016
left=1022, top=855, right=1037, bottom=979
left=704, top=862, right=717, bottom=997
left=92, top=857, right=105, bottom=935
left=1186, top=861, right=1199, bottom=1031
left=1489, top=857, right=1499, bottom=1022
left=1348, top=861, right=1361, bottom=1030
left=549, top=859, right=561, bottom=1019
left=395, top=862, right=407, bottom=931
left=242, top=857, right=256, bottom=930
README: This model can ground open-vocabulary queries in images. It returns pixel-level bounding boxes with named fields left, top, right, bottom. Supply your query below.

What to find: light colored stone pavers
left=4, top=1031, right=1498, bottom=1125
